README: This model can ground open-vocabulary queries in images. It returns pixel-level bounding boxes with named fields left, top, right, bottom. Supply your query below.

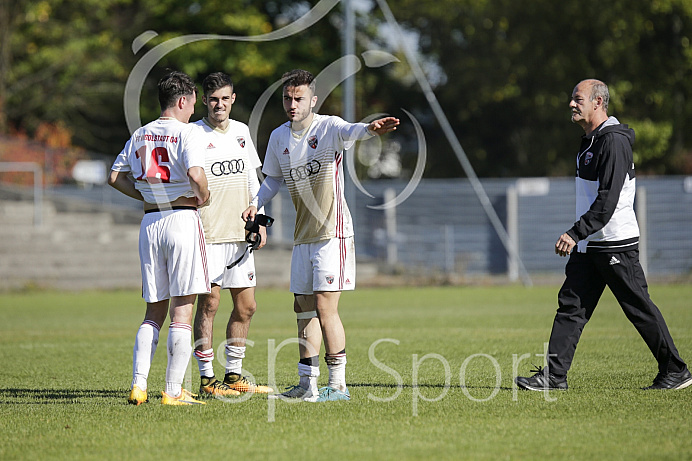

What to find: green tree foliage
left=3, top=0, right=692, bottom=178
left=129, top=0, right=348, bottom=156
left=1, top=0, right=144, bottom=151
left=375, top=0, right=692, bottom=176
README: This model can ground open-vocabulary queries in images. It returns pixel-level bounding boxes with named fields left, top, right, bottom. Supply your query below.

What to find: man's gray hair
left=590, top=80, right=609, bottom=113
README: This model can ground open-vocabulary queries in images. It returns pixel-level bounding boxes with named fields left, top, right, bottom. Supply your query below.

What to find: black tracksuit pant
left=547, top=250, right=686, bottom=377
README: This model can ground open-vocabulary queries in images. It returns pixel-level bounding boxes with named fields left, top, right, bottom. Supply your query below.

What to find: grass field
left=1, top=284, right=691, bottom=460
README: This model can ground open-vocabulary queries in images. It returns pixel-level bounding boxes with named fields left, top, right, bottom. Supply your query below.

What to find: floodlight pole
left=375, top=0, right=533, bottom=286
left=342, top=0, right=357, bottom=223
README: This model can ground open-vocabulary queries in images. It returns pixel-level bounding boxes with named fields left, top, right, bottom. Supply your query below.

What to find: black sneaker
left=643, top=367, right=692, bottom=390
left=515, top=366, right=568, bottom=391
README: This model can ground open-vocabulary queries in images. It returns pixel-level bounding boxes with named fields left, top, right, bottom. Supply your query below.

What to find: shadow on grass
left=349, top=383, right=515, bottom=391
left=0, top=388, right=123, bottom=404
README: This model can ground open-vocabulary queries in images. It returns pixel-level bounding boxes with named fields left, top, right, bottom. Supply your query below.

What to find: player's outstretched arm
left=367, top=116, right=400, bottom=136
left=108, top=170, right=144, bottom=201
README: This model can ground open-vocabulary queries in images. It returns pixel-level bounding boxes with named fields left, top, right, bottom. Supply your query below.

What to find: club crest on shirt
left=237, top=137, right=245, bottom=148
left=584, top=152, right=593, bottom=165
left=248, top=271, right=255, bottom=281
left=325, top=275, right=334, bottom=284
left=308, top=135, right=318, bottom=149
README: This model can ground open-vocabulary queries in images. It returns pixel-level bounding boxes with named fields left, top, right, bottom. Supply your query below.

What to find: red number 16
left=135, top=146, right=171, bottom=183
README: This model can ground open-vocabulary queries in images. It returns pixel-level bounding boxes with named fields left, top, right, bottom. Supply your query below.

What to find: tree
left=4, top=0, right=692, bottom=179
left=369, top=0, right=692, bottom=176
left=1, top=0, right=148, bottom=152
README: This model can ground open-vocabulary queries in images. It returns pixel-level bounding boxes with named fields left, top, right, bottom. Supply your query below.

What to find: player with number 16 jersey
left=109, top=70, right=210, bottom=406
left=113, top=118, right=206, bottom=206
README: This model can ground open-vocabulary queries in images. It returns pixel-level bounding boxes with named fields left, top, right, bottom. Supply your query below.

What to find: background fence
left=6, top=175, right=691, bottom=286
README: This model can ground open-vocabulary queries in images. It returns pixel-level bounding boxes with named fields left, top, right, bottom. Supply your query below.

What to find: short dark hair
left=281, top=69, right=315, bottom=93
left=202, top=72, right=234, bottom=97
left=157, top=70, right=197, bottom=111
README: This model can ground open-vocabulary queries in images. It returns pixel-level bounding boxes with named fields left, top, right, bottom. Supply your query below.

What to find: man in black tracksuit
left=516, top=79, right=691, bottom=391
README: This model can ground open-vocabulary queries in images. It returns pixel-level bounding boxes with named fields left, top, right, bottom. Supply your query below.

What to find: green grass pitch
left=1, top=284, right=691, bottom=460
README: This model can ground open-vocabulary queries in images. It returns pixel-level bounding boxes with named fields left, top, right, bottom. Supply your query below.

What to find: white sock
left=225, top=345, right=246, bottom=376
left=297, top=362, right=319, bottom=394
left=165, top=322, right=192, bottom=397
left=325, top=352, right=347, bottom=392
left=193, top=348, right=215, bottom=378
left=131, top=320, right=160, bottom=391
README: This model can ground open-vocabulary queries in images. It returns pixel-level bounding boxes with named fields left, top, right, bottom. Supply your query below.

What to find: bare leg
left=315, top=291, right=344, bottom=354
left=145, top=300, right=169, bottom=326
left=224, top=287, right=257, bottom=377
left=194, top=285, right=222, bottom=351
left=193, top=285, right=221, bottom=378
left=227, top=287, right=257, bottom=347
left=295, top=294, right=322, bottom=359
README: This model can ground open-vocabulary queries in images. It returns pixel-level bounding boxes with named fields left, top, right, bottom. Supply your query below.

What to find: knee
left=231, top=300, right=257, bottom=322
left=315, top=303, right=338, bottom=320
left=243, top=301, right=258, bottom=319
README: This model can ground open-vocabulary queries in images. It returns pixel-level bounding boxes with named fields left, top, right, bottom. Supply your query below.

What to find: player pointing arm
left=242, top=115, right=398, bottom=223
left=243, top=69, right=399, bottom=402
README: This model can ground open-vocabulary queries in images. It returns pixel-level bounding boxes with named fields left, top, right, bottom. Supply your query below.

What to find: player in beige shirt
left=192, top=72, right=273, bottom=398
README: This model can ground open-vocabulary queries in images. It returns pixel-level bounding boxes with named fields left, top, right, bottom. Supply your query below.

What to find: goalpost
left=0, top=162, right=43, bottom=227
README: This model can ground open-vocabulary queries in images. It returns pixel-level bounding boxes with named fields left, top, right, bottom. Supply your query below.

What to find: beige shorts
left=290, top=237, right=355, bottom=294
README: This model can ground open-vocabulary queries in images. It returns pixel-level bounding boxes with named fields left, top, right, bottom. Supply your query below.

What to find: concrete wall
left=0, top=197, right=292, bottom=291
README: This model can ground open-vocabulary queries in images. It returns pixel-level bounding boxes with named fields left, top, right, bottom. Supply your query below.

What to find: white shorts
left=290, top=237, right=355, bottom=294
left=206, top=242, right=257, bottom=289
left=139, top=208, right=211, bottom=303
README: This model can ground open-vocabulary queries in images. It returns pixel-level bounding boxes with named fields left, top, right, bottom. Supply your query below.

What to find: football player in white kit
left=191, top=72, right=273, bottom=398
left=109, top=70, right=211, bottom=406
left=243, top=69, right=399, bottom=401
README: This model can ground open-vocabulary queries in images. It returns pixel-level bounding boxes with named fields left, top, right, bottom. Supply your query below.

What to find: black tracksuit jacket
left=565, top=117, right=639, bottom=254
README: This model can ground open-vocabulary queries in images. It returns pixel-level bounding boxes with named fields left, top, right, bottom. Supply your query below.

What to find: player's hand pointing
left=368, top=117, right=400, bottom=135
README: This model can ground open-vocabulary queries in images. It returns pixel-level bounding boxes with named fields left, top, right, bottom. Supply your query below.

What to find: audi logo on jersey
left=289, top=160, right=321, bottom=181
left=211, top=159, right=245, bottom=176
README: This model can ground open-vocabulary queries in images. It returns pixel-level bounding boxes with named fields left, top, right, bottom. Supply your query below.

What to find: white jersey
left=193, top=118, right=262, bottom=243
left=262, top=114, right=373, bottom=244
left=111, top=118, right=205, bottom=204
